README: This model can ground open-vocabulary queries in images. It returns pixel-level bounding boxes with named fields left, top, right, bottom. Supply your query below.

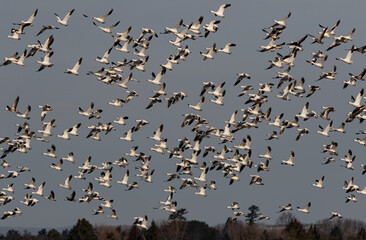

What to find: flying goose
left=329, top=212, right=342, bottom=220
left=65, top=191, right=76, bottom=202
left=36, top=25, right=59, bottom=36
left=59, top=175, right=72, bottom=190
left=55, top=9, right=75, bottom=26
left=50, top=159, right=63, bottom=171
left=16, top=105, right=31, bottom=119
left=31, top=182, right=45, bottom=197
left=57, top=128, right=72, bottom=140
left=297, top=202, right=311, bottom=213
left=115, top=37, right=132, bottom=53
left=120, top=127, right=135, bottom=141
left=36, top=51, right=54, bottom=72
left=61, top=152, right=75, bottom=164
left=211, top=90, right=226, bottom=105
left=281, top=151, right=295, bottom=166
left=269, top=12, right=291, bottom=29
left=336, top=46, right=354, bottom=64
left=14, top=50, right=27, bottom=66
left=346, top=194, right=357, bottom=203
left=134, top=215, right=148, bottom=230
left=105, top=209, right=118, bottom=219
left=5, top=96, right=20, bottom=113
left=278, top=204, right=292, bottom=213
left=93, top=20, right=120, bottom=33
left=210, top=4, right=231, bottom=18
left=349, top=88, right=364, bottom=107
left=96, top=47, right=113, bottom=64
left=203, top=20, right=220, bottom=37
left=317, top=121, right=333, bottom=137
left=249, top=175, right=264, bottom=185
left=38, top=104, right=52, bottom=121
left=163, top=19, right=183, bottom=35
left=188, top=96, right=205, bottom=111
left=42, top=144, right=57, bottom=158
left=83, top=9, right=113, bottom=24
left=65, top=57, right=82, bottom=75
left=14, top=9, right=38, bottom=26
left=200, top=43, right=216, bottom=60
left=1, top=52, right=19, bottom=66
left=258, top=146, right=272, bottom=160
left=188, top=16, right=204, bottom=34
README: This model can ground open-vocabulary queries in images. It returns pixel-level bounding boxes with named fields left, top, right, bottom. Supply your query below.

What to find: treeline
left=2, top=209, right=366, bottom=239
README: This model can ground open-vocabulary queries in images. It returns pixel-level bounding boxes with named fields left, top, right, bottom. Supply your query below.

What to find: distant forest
left=2, top=206, right=366, bottom=240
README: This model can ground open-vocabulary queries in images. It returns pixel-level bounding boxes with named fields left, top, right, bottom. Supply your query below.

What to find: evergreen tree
left=329, top=225, right=343, bottom=240
left=47, top=229, right=63, bottom=240
left=128, top=225, right=143, bottom=240
left=307, top=225, right=321, bottom=240
left=5, top=230, right=22, bottom=240
left=67, top=218, right=97, bottom=240
left=285, top=218, right=306, bottom=240
left=145, top=220, right=163, bottom=240
left=245, top=205, right=261, bottom=225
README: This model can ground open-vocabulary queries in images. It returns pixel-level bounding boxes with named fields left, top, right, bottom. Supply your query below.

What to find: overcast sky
left=1, top=0, right=366, bottom=230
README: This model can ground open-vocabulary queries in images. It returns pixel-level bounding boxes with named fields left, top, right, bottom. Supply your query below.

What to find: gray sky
left=1, top=0, right=366, bottom=229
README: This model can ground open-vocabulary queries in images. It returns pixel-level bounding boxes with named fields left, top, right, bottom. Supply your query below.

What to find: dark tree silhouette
left=245, top=205, right=261, bottom=225
left=67, top=218, right=97, bottom=240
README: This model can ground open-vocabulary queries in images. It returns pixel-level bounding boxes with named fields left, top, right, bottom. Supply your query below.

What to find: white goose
left=58, top=175, right=72, bottom=190
left=55, top=9, right=75, bottom=26
left=50, top=159, right=63, bottom=171
left=16, top=105, right=31, bottom=119
left=61, top=152, right=75, bottom=164
left=147, top=68, right=166, bottom=85
left=217, top=43, right=236, bottom=54
left=134, top=215, right=148, bottom=230
left=14, top=50, right=27, bottom=66
left=57, top=128, right=72, bottom=140
left=336, top=46, right=354, bottom=64
left=93, top=21, right=120, bottom=34
left=210, top=4, right=231, bottom=18
left=297, top=202, right=311, bottom=213
left=36, top=51, right=54, bottom=72
left=65, top=57, right=82, bottom=75
left=83, top=9, right=113, bottom=24
left=96, top=47, right=112, bottom=64
left=281, top=151, right=295, bottom=166
left=188, top=96, right=205, bottom=111
left=115, top=38, right=132, bottom=53
left=200, top=43, right=216, bottom=60
left=42, top=144, right=57, bottom=158
left=258, top=146, right=272, bottom=160
left=32, top=182, right=45, bottom=197
left=148, top=124, right=164, bottom=142
left=349, top=88, right=364, bottom=107
left=24, top=177, right=36, bottom=190
left=114, top=116, right=128, bottom=125
left=317, top=121, right=333, bottom=137
left=69, top=123, right=81, bottom=136
left=120, top=127, right=135, bottom=141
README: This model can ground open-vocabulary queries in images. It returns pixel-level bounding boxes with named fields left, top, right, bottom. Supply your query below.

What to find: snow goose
left=270, top=12, right=291, bottom=29
left=65, top=191, right=76, bottom=202
left=200, top=43, right=216, bottom=60
left=210, top=4, right=231, bottom=18
left=356, top=186, right=366, bottom=195
left=210, top=90, right=226, bottom=105
left=96, top=47, right=112, bottom=64
left=59, top=175, right=72, bottom=190
left=42, top=144, right=57, bottom=158
left=120, top=127, right=135, bottom=141
left=55, top=9, right=75, bottom=26
left=5, top=96, right=20, bottom=113
left=15, top=9, right=38, bottom=26
left=32, top=182, right=45, bottom=197
left=36, top=25, right=59, bottom=36
left=16, top=105, right=31, bottom=119
left=50, top=159, right=63, bottom=171
left=38, top=104, right=52, bottom=121
left=106, top=209, right=118, bottom=219
left=108, top=98, right=124, bottom=107
left=194, top=185, right=207, bottom=197
left=208, top=82, right=225, bottom=97
left=61, top=152, right=75, bottom=164
left=134, top=215, right=148, bottom=230
left=83, top=9, right=113, bottom=24
left=115, top=38, right=132, bottom=53
left=57, top=128, right=72, bottom=140
left=258, top=146, right=272, bottom=160
left=281, top=151, right=295, bottom=166
left=163, top=19, right=183, bottom=35
left=233, top=211, right=245, bottom=221
left=336, top=46, right=354, bottom=64
left=203, top=20, right=220, bottom=37
left=317, top=121, right=333, bottom=137
left=249, top=175, right=263, bottom=185
left=349, top=88, right=364, bottom=107
left=1, top=52, right=19, bottom=66
left=306, top=55, right=327, bottom=69
left=329, top=212, right=342, bottom=220
left=297, top=202, right=311, bottom=213
left=148, top=124, right=164, bottom=142
left=346, top=194, right=357, bottom=203
left=147, top=68, right=166, bottom=85
left=65, top=57, right=82, bottom=75
left=2, top=183, right=14, bottom=194
left=36, top=51, right=54, bottom=72
left=278, top=204, right=292, bottom=213
left=14, top=50, right=27, bottom=66
left=188, top=16, right=204, bottom=34
left=93, top=20, right=120, bottom=33
left=188, top=96, right=205, bottom=111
